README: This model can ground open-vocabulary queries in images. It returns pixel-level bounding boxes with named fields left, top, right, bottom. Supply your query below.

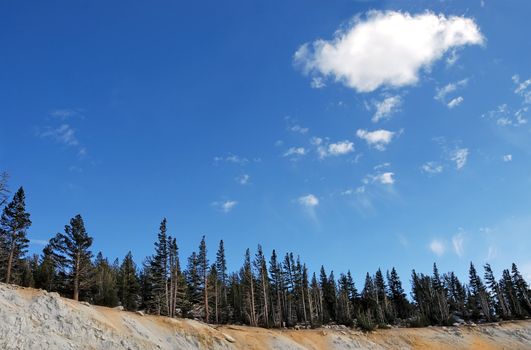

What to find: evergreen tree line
left=0, top=178, right=530, bottom=330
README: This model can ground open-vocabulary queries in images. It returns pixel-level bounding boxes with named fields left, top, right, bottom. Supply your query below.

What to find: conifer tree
left=500, top=268, right=523, bottom=317
left=215, top=240, right=229, bottom=323
left=511, top=263, right=531, bottom=316
left=49, top=214, right=93, bottom=301
left=468, top=262, right=493, bottom=321
left=185, top=251, right=202, bottom=305
left=484, top=263, right=510, bottom=319
left=198, top=236, right=209, bottom=322
left=118, top=251, right=141, bottom=311
left=242, top=248, right=257, bottom=326
left=254, top=245, right=270, bottom=327
left=0, top=171, right=9, bottom=208
left=34, top=244, right=58, bottom=291
left=148, top=218, right=169, bottom=315
left=93, top=252, right=119, bottom=307
left=0, top=187, right=31, bottom=284
left=387, top=267, right=409, bottom=319
left=269, top=250, right=283, bottom=327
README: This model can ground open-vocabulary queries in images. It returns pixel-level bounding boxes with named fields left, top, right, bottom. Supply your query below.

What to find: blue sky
left=1, top=0, right=530, bottom=287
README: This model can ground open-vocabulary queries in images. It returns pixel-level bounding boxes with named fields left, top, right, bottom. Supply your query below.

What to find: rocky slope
left=1, top=283, right=530, bottom=350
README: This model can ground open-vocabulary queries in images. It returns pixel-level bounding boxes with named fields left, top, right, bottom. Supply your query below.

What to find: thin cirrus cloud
left=452, top=231, right=465, bottom=257
left=435, top=79, right=468, bottom=108
left=283, top=147, right=307, bottom=158
left=371, top=95, right=402, bottom=122
left=294, top=11, right=484, bottom=92
left=450, top=148, right=469, bottom=170
left=421, top=161, right=443, bottom=175
left=212, top=200, right=238, bottom=213
left=356, top=129, right=396, bottom=151
left=236, top=174, right=250, bottom=185
left=37, top=124, right=79, bottom=146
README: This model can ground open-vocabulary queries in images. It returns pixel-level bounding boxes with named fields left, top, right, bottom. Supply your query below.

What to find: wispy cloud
left=310, top=77, right=326, bottom=89
left=371, top=95, right=402, bottom=122
left=283, top=147, right=307, bottom=158
left=435, top=79, right=468, bottom=108
left=37, top=124, right=79, bottom=146
left=294, top=11, right=483, bottom=92
left=452, top=231, right=465, bottom=257
left=450, top=148, right=469, bottom=170
left=214, top=153, right=253, bottom=165
left=421, top=161, right=443, bottom=175
left=236, top=174, right=250, bottom=185
left=212, top=200, right=238, bottom=213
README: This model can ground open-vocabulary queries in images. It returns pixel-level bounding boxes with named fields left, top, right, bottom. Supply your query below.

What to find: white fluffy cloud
left=212, top=200, right=238, bottom=213
left=356, top=129, right=396, bottom=151
left=318, top=140, right=354, bottom=158
left=294, top=11, right=484, bottom=92
left=373, top=172, right=395, bottom=185
left=447, top=96, right=464, bottom=108
left=430, top=239, right=446, bottom=256
left=298, top=194, right=319, bottom=207
left=372, top=95, right=402, bottom=122
left=450, top=148, right=469, bottom=169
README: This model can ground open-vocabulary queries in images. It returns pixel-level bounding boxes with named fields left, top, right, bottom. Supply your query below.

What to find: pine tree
left=198, top=236, right=210, bottom=322
left=269, top=250, right=283, bottom=327
left=35, top=244, right=58, bottom=291
left=118, top=251, right=141, bottom=311
left=49, top=214, right=93, bottom=301
left=242, top=248, right=257, bottom=326
left=148, top=218, right=169, bottom=315
left=93, top=252, right=119, bottom=307
left=484, top=263, right=510, bottom=320
left=468, top=262, right=493, bottom=321
left=215, top=240, right=229, bottom=323
left=0, top=187, right=31, bottom=284
left=387, top=267, right=410, bottom=319
left=511, top=263, right=531, bottom=316
left=500, top=268, right=523, bottom=318
left=0, top=171, right=9, bottom=208
left=254, top=245, right=270, bottom=327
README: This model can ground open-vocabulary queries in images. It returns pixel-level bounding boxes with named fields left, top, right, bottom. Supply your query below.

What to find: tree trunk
left=73, top=252, right=80, bottom=301
left=261, top=273, right=269, bottom=327
left=204, top=274, right=209, bottom=322
left=215, top=280, right=219, bottom=324
left=5, top=241, right=15, bottom=284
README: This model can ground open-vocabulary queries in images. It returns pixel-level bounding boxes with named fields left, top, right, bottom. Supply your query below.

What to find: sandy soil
left=1, top=283, right=530, bottom=349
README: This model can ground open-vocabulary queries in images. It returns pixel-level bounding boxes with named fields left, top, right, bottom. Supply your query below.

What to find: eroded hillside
left=1, top=283, right=530, bottom=350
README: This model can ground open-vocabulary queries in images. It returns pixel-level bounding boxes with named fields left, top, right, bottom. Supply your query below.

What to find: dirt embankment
left=1, top=283, right=530, bottom=350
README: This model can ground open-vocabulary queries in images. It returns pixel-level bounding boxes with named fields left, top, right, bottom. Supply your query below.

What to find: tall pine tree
left=0, top=187, right=31, bottom=284
left=49, top=214, right=93, bottom=301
